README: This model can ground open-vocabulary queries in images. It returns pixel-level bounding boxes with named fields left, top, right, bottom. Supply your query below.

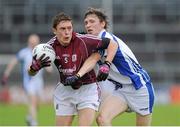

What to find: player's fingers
left=97, top=75, right=102, bottom=81
left=33, top=54, right=37, bottom=60
left=64, top=79, right=70, bottom=86
left=42, top=64, right=50, bottom=68
left=41, top=56, right=50, bottom=63
left=39, top=53, right=46, bottom=61
left=41, top=61, right=51, bottom=67
left=101, top=74, right=106, bottom=81
left=97, top=73, right=106, bottom=81
left=103, top=74, right=108, bottom=80
left=102, top=76, right=106, bottom=81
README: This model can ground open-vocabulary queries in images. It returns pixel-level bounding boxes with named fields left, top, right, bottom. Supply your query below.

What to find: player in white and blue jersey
left=1, top=34, right=52, bottom=126
left=80, top=8, right=155, bottom=126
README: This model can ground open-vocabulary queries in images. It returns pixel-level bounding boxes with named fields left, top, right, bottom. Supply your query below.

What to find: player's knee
left=96, top=113, right=110, bottom=125
left=136, top=113, right=152, bottom=126
left=96, top=114, right=103, bottom=125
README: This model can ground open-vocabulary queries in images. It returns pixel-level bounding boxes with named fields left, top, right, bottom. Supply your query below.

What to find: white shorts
left=24, top=78, right=44, bottom=96
left=100, top=80, right=155, bottom=116
left=53, top=82, right=100, bottom=116
left=98, top=80, right=115, bottom=101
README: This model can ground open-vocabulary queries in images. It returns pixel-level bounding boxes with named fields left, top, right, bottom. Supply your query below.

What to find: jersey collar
left=98, top=29, right=106, bottom=38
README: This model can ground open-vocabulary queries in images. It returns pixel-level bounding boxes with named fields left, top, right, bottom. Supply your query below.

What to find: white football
left=32, top=43, right=56, bottom=64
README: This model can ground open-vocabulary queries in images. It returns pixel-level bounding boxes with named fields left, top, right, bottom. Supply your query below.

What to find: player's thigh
left=124, top=83, right=155, bottom=116
left=28, top=94, right=38, bottom=106
left=25, top=79, right=43, bottom=96
left=53, top=84, right=78, bottom=116
left=136, top=113, right=152, bottom=126
left=99, top=94, right=128, bottom=120
left=78, top=108, right=96, bottom=126
left=99, top=80, right=115, bottom=101
left=56, top=115, right=74, bottom=126
left=77, top=83, right=100, bottom=112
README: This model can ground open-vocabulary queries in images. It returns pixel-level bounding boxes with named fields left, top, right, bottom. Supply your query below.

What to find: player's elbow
left=110, top=40, right=118, bottom=50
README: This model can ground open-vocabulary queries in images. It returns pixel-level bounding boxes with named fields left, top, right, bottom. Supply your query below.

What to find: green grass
left=0, top=103, right=180, bottom=126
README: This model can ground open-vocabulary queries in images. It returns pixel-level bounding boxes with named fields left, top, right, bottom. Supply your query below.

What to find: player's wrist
left=76, top=73, right=81, bottom=79
left=28, top=66, right=38, bottom=76
left=104, top=60, right=111, bottom=68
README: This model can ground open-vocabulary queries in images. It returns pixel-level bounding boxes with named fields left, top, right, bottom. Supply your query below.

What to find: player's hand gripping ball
left=32, top=43, right=56, bottom=65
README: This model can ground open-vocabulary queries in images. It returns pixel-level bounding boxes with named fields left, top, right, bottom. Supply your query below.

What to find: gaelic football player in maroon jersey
left=28, top=12, right=117, bottom=126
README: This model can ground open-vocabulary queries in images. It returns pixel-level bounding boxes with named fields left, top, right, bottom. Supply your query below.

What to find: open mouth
left=64, top=37, right=69, bottom=40
left=87, top=29, right=93, bottom=33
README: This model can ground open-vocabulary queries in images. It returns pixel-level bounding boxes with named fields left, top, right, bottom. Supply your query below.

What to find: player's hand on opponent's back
left=1, top=75, right=8, bottom=86
left=64, top=74, right=82, bottom=89
left=97, top=61, right=111, bottom=81
left=30, top=54, right=51, bottom=73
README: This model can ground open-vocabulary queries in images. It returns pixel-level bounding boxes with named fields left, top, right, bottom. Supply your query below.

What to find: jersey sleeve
left=16, top=48, right=26, bottom=61
left=97, top=38, right=110, bottom=50
left=82, top=35, right=110, bottom=55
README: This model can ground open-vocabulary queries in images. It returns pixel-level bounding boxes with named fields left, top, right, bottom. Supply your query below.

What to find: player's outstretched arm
left=76, top=39, right=118, bottom=78
left=77, top=52, right=101, bottom=77
left=1, top=57, right=18, bottom=85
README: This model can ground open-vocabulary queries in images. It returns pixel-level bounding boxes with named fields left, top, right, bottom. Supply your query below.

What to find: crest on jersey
left=56, top=56, right=60, bottom=60
left=72, top=54, right=77, bottom=62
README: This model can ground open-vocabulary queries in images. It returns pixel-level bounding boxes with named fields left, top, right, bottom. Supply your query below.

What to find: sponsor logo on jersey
left=72, top=54, right=77, bottom=62
left=56, top=56, right=60, bottom=60
left=58, top=64, right=76, bottom=75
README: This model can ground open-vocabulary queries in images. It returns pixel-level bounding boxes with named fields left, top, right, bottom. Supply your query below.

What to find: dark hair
left=52, top=12, right=72, bottom=29
left=84, top=7, right=109, bottom=29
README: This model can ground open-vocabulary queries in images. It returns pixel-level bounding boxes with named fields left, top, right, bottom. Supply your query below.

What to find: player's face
left=53, top=21, right=73, bottom=46
left=84, top=14, right=105, bottom=36
left=28, top=35, right=40, bottom=49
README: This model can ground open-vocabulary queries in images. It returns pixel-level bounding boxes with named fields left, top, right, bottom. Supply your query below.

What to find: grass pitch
left=0, top=103, right=179, bottom=126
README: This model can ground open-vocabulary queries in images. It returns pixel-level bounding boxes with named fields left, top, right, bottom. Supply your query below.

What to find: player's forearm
left=105, top=40, right=118, bottom=63
left=4, top=57, right=18, bottom=77
left=77, top=53, right=100, bottom=77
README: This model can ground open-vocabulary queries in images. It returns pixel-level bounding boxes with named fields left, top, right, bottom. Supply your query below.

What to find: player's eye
left=84, top=21, right=88, bottom=25
left=67, top=26, right=72, bottom=31
left=60, top=28, right=65, bottom=31
left=90, top=20, right=95, bottom=23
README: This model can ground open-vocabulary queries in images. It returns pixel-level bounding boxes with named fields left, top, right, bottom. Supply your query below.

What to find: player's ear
left=52, top=28, right=57, bottom=35
left=101, top=21, right=106, bottom=29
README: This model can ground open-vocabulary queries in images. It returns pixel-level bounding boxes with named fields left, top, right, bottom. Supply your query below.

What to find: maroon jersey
left=47, top=32, right=106, bottom=85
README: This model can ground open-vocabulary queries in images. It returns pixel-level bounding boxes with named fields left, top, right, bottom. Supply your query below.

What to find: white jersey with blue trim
left=16, top=47, right=44, bottom=88
left=98, top=29, right=151, bottom=90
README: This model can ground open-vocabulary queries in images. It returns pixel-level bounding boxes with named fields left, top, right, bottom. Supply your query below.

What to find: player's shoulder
left=100, top=30, right=114, bottom=40
left=47, top=36, right=57, bottom=45
left=18, top=47, right=30, bottom=54
left=16, top=47, right=31, bottom=59
left=103, top=31, right=125, bottom=44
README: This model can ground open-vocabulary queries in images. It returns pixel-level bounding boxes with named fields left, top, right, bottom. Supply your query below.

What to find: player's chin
left=63, top=40, right=71, bottom=46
